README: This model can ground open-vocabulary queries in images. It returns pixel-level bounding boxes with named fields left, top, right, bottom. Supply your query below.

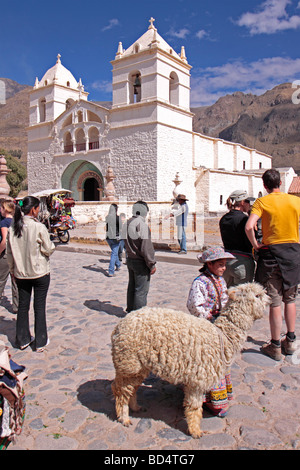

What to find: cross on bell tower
left=148, top=17, right=156, bottom=29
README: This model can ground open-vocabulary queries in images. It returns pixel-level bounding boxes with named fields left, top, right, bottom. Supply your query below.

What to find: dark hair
left=132, top=200, right=149, bottom=217
left=108, top=203, right=118, bottom=215
left=225, top=197, right=243, bottom=211
left=262, top=169, right=281, bottom=191
left=199, top=260, right=218, bottom=273
left=13, top=196, right=40, bottom=238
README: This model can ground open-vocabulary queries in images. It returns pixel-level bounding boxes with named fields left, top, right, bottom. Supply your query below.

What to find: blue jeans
left=118, top=239, right=125, bottom=261
left=107, top=239, right=121, bottom=275
left=177, top=226, right=187, bottom=252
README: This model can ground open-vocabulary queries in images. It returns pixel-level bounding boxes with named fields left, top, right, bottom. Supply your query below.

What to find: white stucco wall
left=157, top=124, right=195, bottom=209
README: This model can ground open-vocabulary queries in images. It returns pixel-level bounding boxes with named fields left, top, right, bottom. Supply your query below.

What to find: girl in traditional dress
left=187, top=247, right=235, bottom=417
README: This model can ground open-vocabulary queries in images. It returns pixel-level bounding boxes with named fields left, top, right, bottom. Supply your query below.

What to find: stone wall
left=72, top=200, right=205, bottom=248
left=108, top=124, right=158, bottom=201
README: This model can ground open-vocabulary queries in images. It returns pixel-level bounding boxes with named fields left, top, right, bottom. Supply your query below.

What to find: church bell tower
left=109, top=18, right=194, bottom=203
left=111, top=17, right=192, bottom=130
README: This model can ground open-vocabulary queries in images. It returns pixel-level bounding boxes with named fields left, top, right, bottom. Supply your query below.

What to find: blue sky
left=1, top=0, right=300, bottom=106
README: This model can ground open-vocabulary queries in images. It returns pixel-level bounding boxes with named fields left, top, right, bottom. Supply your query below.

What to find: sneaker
left=281, top=336, right=296, bottom=355
left=261, top=341, right=282, bottom=361
left=20, top=336, right=34, bottom=350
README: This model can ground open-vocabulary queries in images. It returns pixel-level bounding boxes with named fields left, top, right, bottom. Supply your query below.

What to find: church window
left=67, top=81, right=70, bottom=87
left=169, top=72, right=179, bottom=106
left=65, top=99, right=74, bottom=111
left=220, top=195, right=223, bottom=205
left=75, top=128, right=86, bottom=152
left=129, top=72, right=141, bottom=104
left=243, top=161, right=246, bottom=170
left=38, top=98, right=46, bottom=122
left=88, top=127, right=100, bottom=150
left=64, top=131, right=73, bottom=153
left=134, top=43, right=140, bottom=54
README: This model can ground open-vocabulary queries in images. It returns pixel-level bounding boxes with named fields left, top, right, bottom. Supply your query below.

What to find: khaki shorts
left=261, top=264, right=297, bottom=307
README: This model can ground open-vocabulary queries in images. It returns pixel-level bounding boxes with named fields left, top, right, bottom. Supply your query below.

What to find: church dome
left=35, top=54, right=80, bottom=90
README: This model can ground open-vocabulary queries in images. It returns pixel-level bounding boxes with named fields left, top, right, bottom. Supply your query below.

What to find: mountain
left=0, top=79, right=299, bottom=174
left=0, top=79, right=31, bottom=163
left=0, top=78, right=28, bottom=100
left=192, top=83, right=300, bottom=174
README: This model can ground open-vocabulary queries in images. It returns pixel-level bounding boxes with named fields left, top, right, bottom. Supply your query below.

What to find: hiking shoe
left=281, top=336, right=296, bottom=355
left=261, top=341, right=282, bottom=361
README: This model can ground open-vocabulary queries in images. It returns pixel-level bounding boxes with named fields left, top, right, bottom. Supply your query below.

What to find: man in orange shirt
left=246, top=169, right=300, bottom=361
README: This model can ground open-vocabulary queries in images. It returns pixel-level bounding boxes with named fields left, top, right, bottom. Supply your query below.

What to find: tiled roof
left=289, top=176, right=300, bottom=194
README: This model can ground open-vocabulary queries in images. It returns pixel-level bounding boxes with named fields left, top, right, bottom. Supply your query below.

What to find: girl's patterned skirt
left=203, top=370, right=233, bottom=417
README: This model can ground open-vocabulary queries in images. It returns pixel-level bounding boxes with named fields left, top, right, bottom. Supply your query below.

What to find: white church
left=27, top=18, right=296, bottom=217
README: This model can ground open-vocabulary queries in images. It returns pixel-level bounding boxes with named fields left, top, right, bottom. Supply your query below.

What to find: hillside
left=192, top=83, right=300, bottom=174
left=0, top=79, right=31, bottom=163
left=0, top=80, right=300, bottom=173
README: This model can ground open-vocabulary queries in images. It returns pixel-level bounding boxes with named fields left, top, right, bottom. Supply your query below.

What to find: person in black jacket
left=219, top=190, right=255, bottom=287
left=122, top=201, right=156, bottom=313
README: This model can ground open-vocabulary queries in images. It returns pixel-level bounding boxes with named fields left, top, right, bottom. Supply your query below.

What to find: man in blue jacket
left=170, top=194, right=189, bottom=254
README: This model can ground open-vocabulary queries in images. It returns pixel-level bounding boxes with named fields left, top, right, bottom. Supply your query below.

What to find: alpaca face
left=228, top=282, right=270, bottom=321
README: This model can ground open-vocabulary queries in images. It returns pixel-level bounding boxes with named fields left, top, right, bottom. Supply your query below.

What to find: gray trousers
left=0, top=253, right=18, bottom=312
left=126, top=258, right=151, bottom=313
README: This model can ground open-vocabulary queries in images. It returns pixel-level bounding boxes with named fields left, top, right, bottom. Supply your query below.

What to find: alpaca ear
left=228, top=288, right=237, bottom=300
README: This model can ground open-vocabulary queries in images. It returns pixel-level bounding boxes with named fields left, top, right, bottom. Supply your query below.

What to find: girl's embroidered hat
left=197, top=247, right=235, bottom=264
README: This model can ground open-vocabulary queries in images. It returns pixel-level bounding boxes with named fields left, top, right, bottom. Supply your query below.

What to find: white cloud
left=101, top=19, right=120, bottom=32
left=195, top=29, right=208, bottom=39
left=90, top=80, right=112, bottom=94
left=191, top=56, right=300, bottom=106
left=236, top=0, right=300, bottom=34
left=167, top=28, right=190, bottom=39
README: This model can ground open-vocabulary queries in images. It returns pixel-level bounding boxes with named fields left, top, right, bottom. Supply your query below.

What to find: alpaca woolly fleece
left=111, top=282, right=269, bottom=438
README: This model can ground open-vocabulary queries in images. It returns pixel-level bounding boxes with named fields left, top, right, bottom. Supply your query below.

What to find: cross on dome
left=148, top=17, right=155, bottom=29
left=56, top=54, right=61, bottom=64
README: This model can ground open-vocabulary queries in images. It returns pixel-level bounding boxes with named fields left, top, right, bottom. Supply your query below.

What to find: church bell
left=133, top=74, right=141, bottom=94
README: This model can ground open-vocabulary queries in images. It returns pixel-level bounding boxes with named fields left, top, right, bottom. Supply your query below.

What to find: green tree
left=0, top=148, right=27, bottom=198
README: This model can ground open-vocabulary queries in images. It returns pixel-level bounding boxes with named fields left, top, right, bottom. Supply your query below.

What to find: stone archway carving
left=77, top=170, right=104, bottom=201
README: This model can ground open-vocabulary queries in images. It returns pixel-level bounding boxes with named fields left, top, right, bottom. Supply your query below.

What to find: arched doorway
left=83, top=177, right=99, bottom=201
left=78, top=170, right=104, bottom=201
left=61, top=160, right=104, bottom=201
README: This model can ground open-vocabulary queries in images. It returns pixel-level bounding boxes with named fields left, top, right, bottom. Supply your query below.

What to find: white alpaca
left=111, top=282, right=269, bottom=438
